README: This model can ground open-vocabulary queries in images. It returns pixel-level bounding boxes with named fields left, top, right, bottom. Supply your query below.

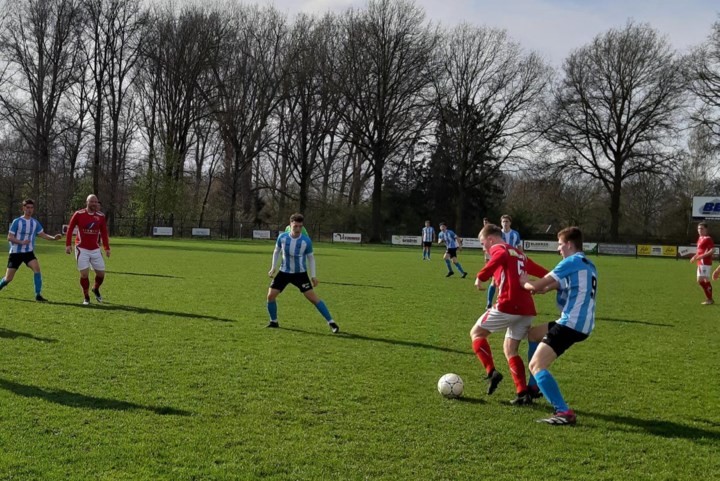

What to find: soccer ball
left=437, top=373, right=464, bottom=399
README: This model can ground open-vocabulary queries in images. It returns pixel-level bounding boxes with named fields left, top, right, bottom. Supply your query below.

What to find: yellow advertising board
left=637, top=245, right=677, bottom=257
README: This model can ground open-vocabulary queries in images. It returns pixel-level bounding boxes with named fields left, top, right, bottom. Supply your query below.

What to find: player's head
left=698, top=222, right=709, bottom=236
left=289, top=213, right=304, bottom=235
left=500, top=215, right=512, bottom=230
left=439, top=222, right=447, bottom=231
left=482, top=217, right=490, bottom=226
left=22, top=199, right=35, bottom=216
left=86, top=194, right=99, bottom=212
left=479, top=223, right=502, bottom=249
left=557, top=226, right=583, bottom=257
left=424, top=220, right=430, bottom=227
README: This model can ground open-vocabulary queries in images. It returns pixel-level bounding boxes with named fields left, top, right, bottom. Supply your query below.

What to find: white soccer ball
left=437, top=373, right=464, bottom=399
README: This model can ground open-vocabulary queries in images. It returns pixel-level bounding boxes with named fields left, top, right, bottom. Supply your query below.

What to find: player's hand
left=65, top=246, right=71, bottom=254
left=713, top=269, right=720, bottom=281
left=268, top=270, right=275, bottom=278
left=54, top=234, right=62, bottom=240
left=105, top=249, right=111, bottom=258
left=474, top=277, right=483, bottom=290
left=311, top=277, right=319, bottom=287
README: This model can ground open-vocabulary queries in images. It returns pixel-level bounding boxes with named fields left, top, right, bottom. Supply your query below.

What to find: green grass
left=0, top=238, right=718, bottom=480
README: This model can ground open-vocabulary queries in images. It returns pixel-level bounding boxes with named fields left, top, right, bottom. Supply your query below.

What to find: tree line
left=0, top=0, right=719, bottom=242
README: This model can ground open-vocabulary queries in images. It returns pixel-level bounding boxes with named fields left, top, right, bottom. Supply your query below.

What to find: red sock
left=80, top=277, right=90, bottom=296
left=94, top=275, right=105, bottom=290
left=472, top=337, right=495, bottom=375
left=700, top=280, right=713, bottom=300
left=507, top=355, right=528, bottom=394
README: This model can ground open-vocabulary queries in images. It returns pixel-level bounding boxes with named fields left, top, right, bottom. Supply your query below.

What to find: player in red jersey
left=471, top=223, right=549, bottom=404
left=65, top=194, right=111, bottom=305
left=690, top=222, right=714, bottom=305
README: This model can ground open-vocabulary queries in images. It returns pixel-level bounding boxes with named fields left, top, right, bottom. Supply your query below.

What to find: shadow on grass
left=582, top=410, right=720, bottom=443
left=323, top=281, right=393, bottom=289
left=0, top=378, right=191, bottom=416
left=281, top=327, right=469, bottom=355
left=9, top=298, right=234, bottom=323
left=0, top=328, right=58, bottom=343
left=596, top=316, right=674, bottom=327
left=107, top=270, right=184, bottom=279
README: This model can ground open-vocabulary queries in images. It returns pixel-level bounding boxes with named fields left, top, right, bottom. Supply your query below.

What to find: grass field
left=0, top=238, right=718, bottom=480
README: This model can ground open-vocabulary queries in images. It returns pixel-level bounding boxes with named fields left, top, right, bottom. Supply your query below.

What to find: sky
left=256, top=0, right=719, bottom=65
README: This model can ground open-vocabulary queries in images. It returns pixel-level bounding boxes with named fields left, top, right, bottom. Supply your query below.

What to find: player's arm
left=100, top=220, right=110, bottom=257
left=37, top=229, right=62, bottom=241
left=268, top=245, right=281, bottom=277
left=523, top=273, right=560, bottom=294
left=307, top=252, right=318, bottom=287
left=525, top=257, right=549, bottom=278
left=7, top=232, right=30, bottom=245
left=713, top=265, right=720, bottom=281
left=65, top=213, right=78, bottom=253
left=477, top=250, right=503, bottom=283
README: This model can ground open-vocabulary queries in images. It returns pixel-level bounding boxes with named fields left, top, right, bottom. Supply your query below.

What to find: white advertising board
left=692, top=196, right=720, bottom=219
left=391, top=235, right=422, bottom=246
left=461, top=237, right=481, bottom=249
left=524, top=240, right=556, bottom=252
left=678, top=246, right=720, bottom=258
left=153, top=227, right=173, bottom=236
left=253, top=230, right=271, bottom=239
left=192, top=228, right=210, bottom=237
left=333, top=233, right=362, bottom=244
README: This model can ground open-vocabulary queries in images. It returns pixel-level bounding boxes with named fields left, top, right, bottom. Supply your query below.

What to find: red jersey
left=697, top=235, right=714, bottom=266
left=477, top=243, right=549, bottom=315
left=66, top=209, right=110, bottom=250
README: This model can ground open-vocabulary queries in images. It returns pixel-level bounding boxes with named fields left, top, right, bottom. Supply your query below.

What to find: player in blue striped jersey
left=438, top=223, right=467, bottom=278
left=421, top=220, right=435, bottom=260
left=521, top=226, right=597, bottom=425
left=487, top=215, right=522, bottom=308
left=0, top=199, right=63, bottom=301
left=266, top=213, right=339, bottom=333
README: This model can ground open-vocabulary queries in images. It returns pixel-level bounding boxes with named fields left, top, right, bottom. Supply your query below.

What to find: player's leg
left=75, top=247, right=92, bottom=304
left=302, top=286, right=339, bottom=333
left=486, top=279, right=496, bottom=309
left=698, top=267, right=713, bottom=304
left=90, top=250, right=106, bottom=302
left=505, top=317, right=532, bottom=403
left=443, top=251, right=453, bottom=276
left=266, top=287, right=282, bottom=328
left=452, top=255, right=466, bottom=277
left=27, top=258, right=47, bottom=301
left=0, top=266, right=18, bottom=290
left=526, top=323, right=550, bottom=397
left=471, top=313, right=503, bottom=394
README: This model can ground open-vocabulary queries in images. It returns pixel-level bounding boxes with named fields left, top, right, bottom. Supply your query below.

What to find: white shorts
left=75, top=247, right=106, bottom=272
left=697, top=265, right=711, bottom=279
left=475, top=308, right=534, bottom=341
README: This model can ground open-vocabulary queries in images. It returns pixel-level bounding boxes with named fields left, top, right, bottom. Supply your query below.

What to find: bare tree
left=336, top=0, right=438, bottom=241
left=688, top=18, right=720, bottom=151
left=0, top=0, right=82, bottom=207
left=432, top=24, right=551, bottom=233
left=544, top=22, right=687, bottom=240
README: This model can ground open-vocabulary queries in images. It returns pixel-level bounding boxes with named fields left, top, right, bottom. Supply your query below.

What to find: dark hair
left=439, top=222, right=446, bottom=227
left=501, top=214, right=512, bottom=222
left=558, top=226, right=583, bottom=251
left=483, top=217, right=489, bottom=223
left=698, top=222, right=709, bottom=229
left=290, top=213, right=304, bottom=223
left=480, top=224, right=502, bottom=238
left=22, top=199, right=35, bottom=207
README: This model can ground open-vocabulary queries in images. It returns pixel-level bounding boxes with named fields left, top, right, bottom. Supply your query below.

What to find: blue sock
left=535, top=369, right=569, bottom=412
left=455, top=262, right=465, bottom=274
left=527, top=342, right=539, bottom=387
left=444, top=259, right=452, bottom=272
left=267, top=301, right=278, bottom=321
left=34, top=272, right=42, bottom=295
left=487, top=284, right=496, bottom=307
left=0, top=277, right=7, bottom=290
left=315, top=300, right=333, bottom=322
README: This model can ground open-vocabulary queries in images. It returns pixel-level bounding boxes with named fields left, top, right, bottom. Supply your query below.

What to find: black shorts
left=270, top=271, right=313, bottom=293
left=541, top=322, right=588, bottom=357
left=446, top=248, right=458, bottom=258
left=7, top=251, right=37, bottom=269
left=423, top=241, right=432, bottom=247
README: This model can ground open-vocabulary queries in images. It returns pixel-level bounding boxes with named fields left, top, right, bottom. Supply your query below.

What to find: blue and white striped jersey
left=502, top=229, right=522, bottom=249
left=439, top=230, right=459, bottom=249
left=276, top=232, right=313, bottom=273
left=549, top=253, right=597, bottom=335
left=422, top=226, right=435, bottom=242
left=8, top=216, right=44, bottom=253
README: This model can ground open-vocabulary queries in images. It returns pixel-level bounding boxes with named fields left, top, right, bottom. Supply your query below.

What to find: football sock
left=507, top=355, right=528, bottom=394
left=267, top=301, right=278, bottom=321
left=700, top=280, right=713, bottom=300
left=80, top=277, right=90, bottom=297
left=0, top=277, right=7, bottom=290
left=33, top=272, right=42, bottom=295
left=94, top=275, right=105, bottom=289
left=472, top=337, right=495, bottom=374
left=444, top=259, right=452, bottom=272
left=315, top=300, right=333, bottom=322
left=455, top=262, right=465, bottom=274
left=535, top=369, right=569, bottom=412
left=487, top=284, right=496, bottom=307
left=527, top=341, right=539, bottom=387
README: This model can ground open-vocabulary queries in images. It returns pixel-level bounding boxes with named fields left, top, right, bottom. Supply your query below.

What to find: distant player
left=487, top=215, right=522, bottom=308
left=65, top=194, right=111, bottom=305
left=267, top=213, right=339, bottom=333
left=438, top=222, right=467, bottom=278
left=690, top=222, right=714, bottom=305
left=521, top=226, right=597, bottom=426
left=471, top=223, right=548, bottom=404
left=0, top=199, right=63, bottom=301
left=421, top=220, right=435, bottom=260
